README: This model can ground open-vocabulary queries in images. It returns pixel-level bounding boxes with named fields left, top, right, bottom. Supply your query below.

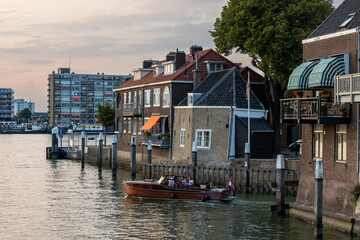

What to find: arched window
left=116, top=94, right=121, bottom=109
left=163, top=86, right=170, bottom=107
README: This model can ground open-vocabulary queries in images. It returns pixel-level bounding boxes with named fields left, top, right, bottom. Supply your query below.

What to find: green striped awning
left=287, top=61, right=319, bottom=90
left=308, top=56, right=345, bottom=89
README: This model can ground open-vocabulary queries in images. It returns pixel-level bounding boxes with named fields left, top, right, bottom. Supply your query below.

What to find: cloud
left=24, top=59, right=54, bottom=65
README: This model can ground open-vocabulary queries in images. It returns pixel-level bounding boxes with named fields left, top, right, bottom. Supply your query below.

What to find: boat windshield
left=158, top=176, right=165, bottom=184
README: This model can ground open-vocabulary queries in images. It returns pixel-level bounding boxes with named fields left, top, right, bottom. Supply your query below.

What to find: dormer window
left=164, top=61, right=175, bottom=75
left=132, top=68, right=152, bottom=81
left=187, top=93, right=202, bottom=106
left=339, top=13, right=356, bottom=29
left=153, top=65, right=164, bottom=77
left=204, top=61, right=226, bottom=74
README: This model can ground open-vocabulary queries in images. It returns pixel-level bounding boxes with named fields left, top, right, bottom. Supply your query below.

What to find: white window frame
left=163, top=87, right=170, bottom=107
left=138, top=117, right=142, bottom=134
left=336, top=124, right=347, bottom=162
left=128, top=92, right=132, bottom=104
left=180, top=128, right=185, bottom=147
left=133, top=118, right=137, bottom=135
left=123, top=92, right=127, bottom=106
left=313, top=124, right=323, bottom=159
left=133, top=91, right=137, bottom=106
left=195, top=129, right=211, bottom=149
left=128, top=118, right=132, bottom=133
left=153, top=88, right=160, bottom=107
left=138, top=90, right=142, bottom=107
left=144, top=90, right=150, bottom=107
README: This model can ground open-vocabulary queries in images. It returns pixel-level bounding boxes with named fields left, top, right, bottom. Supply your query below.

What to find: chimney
left=190, top=45, right=203, bottom=55
left=175, top=50, right=186, bottom=70
left=143, top=60, right=158, bottom=68
left=166, top=52, right=175, bottom=61
left=192, top=53, right=201, bottom=90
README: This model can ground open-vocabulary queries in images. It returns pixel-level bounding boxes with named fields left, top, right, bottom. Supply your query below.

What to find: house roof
left=237, top=116, right=274, bottom=133
left=308, top=0, right=360, bottom=38
left=114, top=48, right=238, bottom=90
left=178, top=67, right=264, bottom=110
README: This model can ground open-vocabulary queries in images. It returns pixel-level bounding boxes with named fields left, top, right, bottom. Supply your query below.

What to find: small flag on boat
left=227, top=178, right=235, bottom=196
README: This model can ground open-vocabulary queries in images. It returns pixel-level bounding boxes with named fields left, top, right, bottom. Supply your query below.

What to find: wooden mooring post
left=131, top=136, right=136, bottom=180
left=98, top=132, right=103, bottom=172
left=244, top=143, right=250, bottom=193
left=314, top=158, right=323, bottom=238
left=192, top=142, right=197, bottom=183
left=81, top=131, right=85, bottom=169
left=112, top=135, right=117, bottom=176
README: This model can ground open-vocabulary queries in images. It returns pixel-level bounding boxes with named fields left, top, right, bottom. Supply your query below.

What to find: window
left=188, top=95, right=194, bottom=105
left=340, top=13, right=356, bottom=29
left=133, top=118, right=137, bottom=134
left=116, top=94, right=121, bottom=109
left=123, top=93, right=127, bottom=105
left=117, top=118, right=121, bottom=132
left=133, top=91, right=137, bottom=106
left=196, top=130, right=211, bottom=149
left=138, top=118, right=142, bottom=134
left=123, top=118, right=127, bottom=133
left=128, top=92, right=132, bottom=104
left=313, top=124, right=323, bottom=158
left=144, top=90, right=151, bottom=107
left=128, top=118, right=132, bottom=133
left=138, top=91, right=142, bottom=106
left=336, top=124, right=347, bottom=162
left=206, top=62, right=224, bottom=73
left=163, top=87, right=170, bottom=107
left=153, top=88, right=160, bottom=106
left=180, top=129, right=185, bottom=147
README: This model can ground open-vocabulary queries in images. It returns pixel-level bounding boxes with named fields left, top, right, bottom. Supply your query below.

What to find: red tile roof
left=115, top=48, right=239, bottom=90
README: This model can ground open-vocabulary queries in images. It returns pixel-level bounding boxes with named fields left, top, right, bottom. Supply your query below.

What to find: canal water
left=0, top=134, right=350, bottom=239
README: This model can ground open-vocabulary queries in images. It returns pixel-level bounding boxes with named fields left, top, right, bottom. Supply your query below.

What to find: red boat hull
left=123, top=180, right=234, bottom=202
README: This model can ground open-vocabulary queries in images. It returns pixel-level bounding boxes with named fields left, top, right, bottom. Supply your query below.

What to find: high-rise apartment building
left=0, top=88, right=14, bottom=123
left=48, top=68, right=131, bottom=126
left=14, top=99, right=35, bottom=115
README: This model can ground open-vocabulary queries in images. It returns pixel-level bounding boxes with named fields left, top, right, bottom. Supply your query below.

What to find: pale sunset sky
left=0, top=0, right=344, bottom=112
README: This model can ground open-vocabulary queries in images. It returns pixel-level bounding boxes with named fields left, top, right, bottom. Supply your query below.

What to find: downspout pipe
left=169, top=83, right=173, bottom=162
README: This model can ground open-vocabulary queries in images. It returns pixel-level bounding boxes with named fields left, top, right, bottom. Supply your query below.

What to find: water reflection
left=0, top=135, right=352, bottom=239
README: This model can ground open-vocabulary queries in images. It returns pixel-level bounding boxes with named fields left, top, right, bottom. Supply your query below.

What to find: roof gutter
left=302, top=28, right=358, bottom=44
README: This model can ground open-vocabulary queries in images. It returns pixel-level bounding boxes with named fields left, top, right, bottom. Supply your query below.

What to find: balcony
left=334, top=73, right=360, bottom=103
left=141, top=133, right=171, bottom=148
left=123, top=103, right=142, bottom=116
left=280, top=97, right=351, bottom=124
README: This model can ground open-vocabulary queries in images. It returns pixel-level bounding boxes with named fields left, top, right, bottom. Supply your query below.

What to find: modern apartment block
left=14, top=99, right=35, bottom=115
left=48, top=68, right=131, bottom=126
left=0, top=88, right=14, bottom=123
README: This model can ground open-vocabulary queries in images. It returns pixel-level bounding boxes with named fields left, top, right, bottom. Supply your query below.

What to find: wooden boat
left=123, top=176, right=235, bottom=202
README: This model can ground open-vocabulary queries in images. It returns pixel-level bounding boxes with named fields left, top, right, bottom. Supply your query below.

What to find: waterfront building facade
left=114, top=45, right=266, bottom=166
left=14, top=99, right=35, bottom=115
left=173, top=67, right=272, bottom=167
left=48, top=68, right=131, bottom=126
left=0, top=88, right=14, bottom=124
left=280, top=0, right=360, bottom=232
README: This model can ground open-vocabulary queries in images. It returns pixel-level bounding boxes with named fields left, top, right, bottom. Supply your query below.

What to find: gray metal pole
left=81, top=131, right=85, bottom=169
left=131, top=136, right=136, bottom=180
left=244, top=142, right=250, bottom=193
left=314, top=158, right=323, bottom=238
left=192, top=142, right=197, bottom=183
left=276, top=154, right=285, bottom=215
left=98, top=132, right=103, bottom=172
left=112, top=135, right=117, bottom=176
left=148, top=140, right=152, bottom=179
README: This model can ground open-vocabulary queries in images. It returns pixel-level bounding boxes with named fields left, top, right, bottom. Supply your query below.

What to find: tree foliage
left=211, top=0, right=333, bottom=88
left=14, top=108, right=32, bottom=122
left=96, top=102, right=115, bottom=129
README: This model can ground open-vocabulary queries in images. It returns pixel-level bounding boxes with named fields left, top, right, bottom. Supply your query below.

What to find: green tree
left=14, top=108, right=32, bottom=123
left=211, top=0, right=333, bottom=152
left=96, top=102, right=115, bottom=145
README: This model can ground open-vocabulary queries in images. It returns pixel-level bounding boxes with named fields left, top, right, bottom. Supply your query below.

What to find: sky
left=0, top=0, right=345, bottom=112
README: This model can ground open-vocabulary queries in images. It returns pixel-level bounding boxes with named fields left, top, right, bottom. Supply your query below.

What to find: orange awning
left=140, top=116, right=161, bottom=131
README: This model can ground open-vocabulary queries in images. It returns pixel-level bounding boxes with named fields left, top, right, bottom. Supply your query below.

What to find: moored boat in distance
left=123, top=176, right=235, bottom=202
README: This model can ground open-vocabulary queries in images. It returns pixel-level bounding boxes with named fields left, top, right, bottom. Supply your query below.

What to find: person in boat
left=188, top=177, right=194, bottom=188
left=168, top=177, right=175, bottom=187
left=181, top=177, right=188, bottom=186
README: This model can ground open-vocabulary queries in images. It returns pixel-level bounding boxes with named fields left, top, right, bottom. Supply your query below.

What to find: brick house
left=172, top=67, right=272, bottom=167
left=280, top=0, right=360, bottom=232
left=113, top=46, right=243, bottom=165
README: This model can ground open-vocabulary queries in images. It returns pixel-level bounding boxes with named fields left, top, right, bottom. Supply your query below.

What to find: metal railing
left=281, top=97, right=351, bottom=123
left=141, top=133, right=171, bottom=148
left=123, top=103, right=141, bottom=114
left=335, top=73, right=360, bottom=103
